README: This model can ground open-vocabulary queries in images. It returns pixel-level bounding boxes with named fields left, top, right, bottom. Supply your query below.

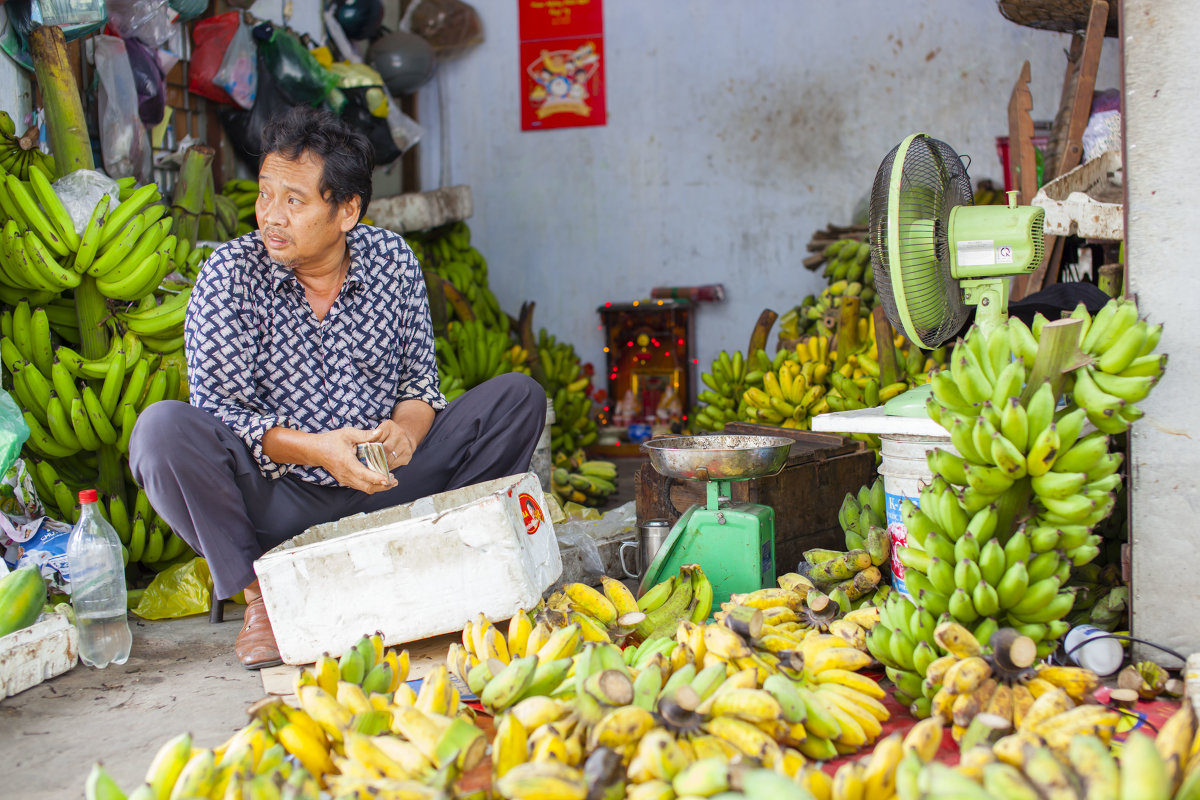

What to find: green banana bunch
left=4, top=291, right=193, bottom=575
left=436, top=318, right=518, bottom=391
left=0, top=169, right=171, bottom=305
left=409, top=221, right=505, bottom=330
left=220, top=177, right=259, bottom=238
left=693, top=348, right=768, bottom=432
left=905, top=299, right=1167, bottom=660
left=550, top=451, right=616, bottom=508
left=534, top=329, right=597, bottom=458
left=0, top=116, right=56, bottom=181
left=837, top=476, right=888, bottom=550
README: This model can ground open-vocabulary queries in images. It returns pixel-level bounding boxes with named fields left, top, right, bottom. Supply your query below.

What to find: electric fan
left=869, top=133, right=1045, bottom=348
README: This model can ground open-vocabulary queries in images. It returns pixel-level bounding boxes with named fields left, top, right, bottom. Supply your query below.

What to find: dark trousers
left=129, top=373, right=547, bottom=599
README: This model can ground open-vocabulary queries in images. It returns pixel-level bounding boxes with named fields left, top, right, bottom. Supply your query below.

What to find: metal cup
left=620, top=519, right=672, bottom=579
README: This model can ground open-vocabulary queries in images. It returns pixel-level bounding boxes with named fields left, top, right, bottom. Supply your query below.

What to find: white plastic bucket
left=531, top=398, right=557, bottom=491
left=876, top=434, right=958, bottom=601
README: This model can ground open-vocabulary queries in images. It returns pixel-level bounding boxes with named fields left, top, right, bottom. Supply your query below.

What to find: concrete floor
left=0, top=458, right=648, bottom=799
left=1, top=606, right=264, bottom=799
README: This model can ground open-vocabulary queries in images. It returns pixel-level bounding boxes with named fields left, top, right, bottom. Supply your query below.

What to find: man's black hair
left=259, top=106, right=374, bottom=222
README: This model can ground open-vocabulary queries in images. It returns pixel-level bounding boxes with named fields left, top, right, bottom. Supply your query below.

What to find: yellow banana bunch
left=899, top=704, right=1196, bottom=800
left=697, top=306, right=945, bottom=448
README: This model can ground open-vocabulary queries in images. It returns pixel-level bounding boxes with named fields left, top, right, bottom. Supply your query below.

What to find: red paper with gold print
left=518, top=0, right=606, bottom=131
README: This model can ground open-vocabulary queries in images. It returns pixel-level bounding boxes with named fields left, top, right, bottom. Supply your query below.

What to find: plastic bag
left=400, top=0, right=483, bottom=60
left=187, top=11, right=240, bottom=106
left=1, top=459, right=40, bottom=520
left=254, top=22, right=337, bottom=107
left=124, top=36, right=167, bottom=126
left=217, top=49, right=295, bottom=173
left=132, top=557, right=212, bottom=619
left=105, top=0, right=171, bottom=46
left=555, top=530, right=606, bottom=584
left=0, top=390, right=28, bottom=479
left=93, top=35, right=153, bottom=183
left=214, top=19, right=257, bottom=110
left=53, top=169, right=120, bottom=235
left=339, top=86, right=402, bottom=166
left=1083, top=110, right=1121, bottom=163
left=552, top=501, right=637, bottom=585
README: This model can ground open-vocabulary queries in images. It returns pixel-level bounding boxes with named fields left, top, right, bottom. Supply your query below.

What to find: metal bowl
left=640, top=435, right=794, bottom=481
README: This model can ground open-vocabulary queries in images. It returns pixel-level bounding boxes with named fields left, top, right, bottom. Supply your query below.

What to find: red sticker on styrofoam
left=519, top=493, right=544, bottom=535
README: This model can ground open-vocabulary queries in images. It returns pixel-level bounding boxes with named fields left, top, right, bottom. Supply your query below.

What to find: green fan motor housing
left=947, top=203, right=1045, bottom=279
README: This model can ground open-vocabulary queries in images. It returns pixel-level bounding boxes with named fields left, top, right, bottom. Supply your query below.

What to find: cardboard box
left=255, top=472, right=561, bottom=665
left=0, top=605, right=78, bottom=698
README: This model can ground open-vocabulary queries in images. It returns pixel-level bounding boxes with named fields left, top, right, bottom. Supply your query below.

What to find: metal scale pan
left=637, top=435, right=794, bottom=605
left=640, top=434, right=795, bottom=483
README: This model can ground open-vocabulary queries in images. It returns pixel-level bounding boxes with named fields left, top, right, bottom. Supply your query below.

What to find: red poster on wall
left=518, top=0, right=605, bottom=131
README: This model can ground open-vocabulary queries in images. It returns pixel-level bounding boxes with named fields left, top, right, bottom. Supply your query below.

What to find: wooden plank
left=1007, top=61, right=1037, bottom=206
left=1008, top=60, right=1041, bottom=302
left=1019, top=1, right=1106, bottom=300
left=1049, top=0, right=1108, bottom=181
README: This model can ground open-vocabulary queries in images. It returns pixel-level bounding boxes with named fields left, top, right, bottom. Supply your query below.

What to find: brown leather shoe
left=235, top=595, right=282, bottom=670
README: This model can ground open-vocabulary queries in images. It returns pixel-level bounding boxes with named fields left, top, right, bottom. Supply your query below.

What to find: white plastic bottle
left=67, top=489, right=132, bottom=668
left=1063, top=624, right=1123, bottom=676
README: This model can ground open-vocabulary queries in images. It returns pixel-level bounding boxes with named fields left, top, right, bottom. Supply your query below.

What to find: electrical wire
left=1057, top=631, right=1187, bottom=669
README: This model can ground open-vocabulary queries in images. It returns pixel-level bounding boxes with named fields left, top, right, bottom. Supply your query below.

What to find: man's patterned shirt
left=184, top=226, right=447, bottom=485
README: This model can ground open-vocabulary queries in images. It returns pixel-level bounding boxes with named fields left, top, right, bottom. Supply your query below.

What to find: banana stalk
left=836, top=296, right=862, bottom=368
left=872, top=306, right=899, bottom=386
left=172, top=146, right=215, bottom=244
left=746, top=309, right=778, bottom=357
left=30, top=26, right=94, bottom=176
left=1018, top=318, right=1084, bottom=405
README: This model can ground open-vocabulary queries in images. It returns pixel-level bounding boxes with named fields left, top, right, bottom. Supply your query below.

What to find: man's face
left=256, top=151, right=360, bottom=269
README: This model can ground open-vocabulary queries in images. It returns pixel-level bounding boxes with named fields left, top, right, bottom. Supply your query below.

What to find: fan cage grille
left=869, top=135, right=974, bottom=349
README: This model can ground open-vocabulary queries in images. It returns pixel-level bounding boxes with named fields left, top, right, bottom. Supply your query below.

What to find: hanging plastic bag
left=217, top=49, right=296, bottom=173
left=105, top=0, right=171, bottom=46
left=214, top=19, right=257, bottom=110
left=92, top=35, right=153, bottom=183
left=339, top=86, right=402, bottom=166
left=0, top=390, right=29, bottom=481
left=124, top=36, right=167, bottom=126
left=132, top=557, right=212, bottom=619
left=254, top=22, right=337, bottom=107
left=187, top=10, right=240, bottom=106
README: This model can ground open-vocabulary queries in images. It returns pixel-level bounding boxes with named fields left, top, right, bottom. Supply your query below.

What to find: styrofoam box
left=1032, top=150, right=1123, bottom=241
left=255, top=472, right=562, bottom=665
left=0, top=605, right=78, bottom=698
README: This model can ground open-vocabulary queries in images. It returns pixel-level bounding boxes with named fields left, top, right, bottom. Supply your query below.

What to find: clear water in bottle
left=67, top=489, right=132, bottom=668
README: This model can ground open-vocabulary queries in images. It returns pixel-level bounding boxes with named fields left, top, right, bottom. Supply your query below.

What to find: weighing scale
left=638, top=434, right=794, bottom=608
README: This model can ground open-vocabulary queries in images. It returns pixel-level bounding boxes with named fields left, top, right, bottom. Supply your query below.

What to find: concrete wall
left=1124, top=1, right=1200, bottom=659
left=0, top=53, right=32, bottom=131
left=414, top=1, right=1119, bottom=378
